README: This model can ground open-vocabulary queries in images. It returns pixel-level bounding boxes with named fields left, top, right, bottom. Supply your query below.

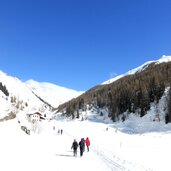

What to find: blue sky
left=0, top=0, right=171, bottom=91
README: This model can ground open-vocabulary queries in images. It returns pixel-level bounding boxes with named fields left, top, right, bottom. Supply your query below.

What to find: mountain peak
left=102, top=55, right=171, bottom=85
left=25, top=79, right=84, bottom=108
left=157, top=55, right=171, bottom=63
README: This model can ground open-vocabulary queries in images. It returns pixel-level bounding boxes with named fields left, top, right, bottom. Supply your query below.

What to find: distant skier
left=85, top=137, right=90, bottom=152
left=79, top=138, right=85, bottom=157
left=71, top=139, right=78, bottom=157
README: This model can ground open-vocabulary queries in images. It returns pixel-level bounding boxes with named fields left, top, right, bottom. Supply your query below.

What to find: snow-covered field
left=1, top=113, right=171, bottom=171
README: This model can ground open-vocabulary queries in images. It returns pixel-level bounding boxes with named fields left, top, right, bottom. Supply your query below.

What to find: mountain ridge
left=56, top=55, right=171, bottom=124
left=102, top=55, right=171, bottom=85
left=25, top=79, right=83, bottom=108
left=0, top=70, right=83, bottom=120
left=1, top=55, right=171, bottom=123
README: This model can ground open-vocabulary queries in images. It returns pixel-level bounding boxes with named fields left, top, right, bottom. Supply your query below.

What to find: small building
left=27, top=112, right=42, bottom=124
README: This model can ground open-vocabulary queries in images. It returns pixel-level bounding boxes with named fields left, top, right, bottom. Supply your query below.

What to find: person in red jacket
left=85, top=137, right=90, bottom=152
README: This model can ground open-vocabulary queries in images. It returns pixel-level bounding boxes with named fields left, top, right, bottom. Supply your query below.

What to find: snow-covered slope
left=0, top=71, right=83, bottom=119
left=0, top=71, right=46, bottom=116
left=102, top=55, right=171, bottom=85
left=25, top=80, right=84, bottom=108
left=0, top=91, right=12, bottom=118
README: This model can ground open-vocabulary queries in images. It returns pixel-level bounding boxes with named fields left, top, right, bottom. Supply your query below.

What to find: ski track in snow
left=91, top=147, right=126, bottom=171
left=64, top=128, right=124, bottom=171
left=0, top=119, right=162, bottom=171
left=58, top=121, right=153, bottom=171
left=58, top=125, right=123, bottom=171
left=91, top=145, right=153, bottom=171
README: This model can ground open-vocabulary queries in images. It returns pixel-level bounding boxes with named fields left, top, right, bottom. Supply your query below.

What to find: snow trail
left=1, top=118, right=170, bottom=171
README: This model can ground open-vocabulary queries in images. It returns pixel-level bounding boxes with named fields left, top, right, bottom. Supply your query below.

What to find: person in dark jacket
left=85, top=137, right=90, bottom=152
left=79, top=138, right=85, bottom=157
left=82, top=138, right=85, bottom=152
left=71, top=139, right=78, bottom=157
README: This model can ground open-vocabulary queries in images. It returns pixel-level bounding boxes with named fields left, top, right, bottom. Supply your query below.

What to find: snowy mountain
left=102, top=55, right=171, bottom=85
left=0, top=71, right=47, bottom=118
left=1, top=55, right=171, bottom=122
left=0, top=70, right=83, bottom=120
left=57, top=55, right=171, bottom=124
left=1, top=56, right=171, bottom=171
left=25, top=79, right=83, bottom=108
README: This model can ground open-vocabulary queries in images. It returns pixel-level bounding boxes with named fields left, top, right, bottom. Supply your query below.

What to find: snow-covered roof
left=27, top=112, right=42, bottom=116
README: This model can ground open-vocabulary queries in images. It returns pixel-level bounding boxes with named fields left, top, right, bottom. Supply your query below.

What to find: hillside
left=0, top=71, right=82, bottom=121
left=0, top=71, right=47, bottom=120
left=56, top=55, right=171, bottom=124
left=25, top=79, right=83, bottom=108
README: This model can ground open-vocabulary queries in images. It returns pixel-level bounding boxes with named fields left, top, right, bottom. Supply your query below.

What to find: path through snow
left=0, top=119, right=170, bottom=171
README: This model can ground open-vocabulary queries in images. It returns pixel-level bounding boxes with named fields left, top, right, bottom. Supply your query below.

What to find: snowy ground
left=0, top=115, right=171, bottom=171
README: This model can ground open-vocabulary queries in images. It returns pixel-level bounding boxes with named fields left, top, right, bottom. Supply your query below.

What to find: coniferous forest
left=57, top=62, right=171, bottom=123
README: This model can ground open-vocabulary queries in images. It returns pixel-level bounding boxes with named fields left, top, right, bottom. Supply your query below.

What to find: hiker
left=71, top=139, right=78, bottom=157
left=79, top=138, right=85, bottom=157
left=85, top=137, right=90, bottom=152
left=81, top=138, right=85, bottom=152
